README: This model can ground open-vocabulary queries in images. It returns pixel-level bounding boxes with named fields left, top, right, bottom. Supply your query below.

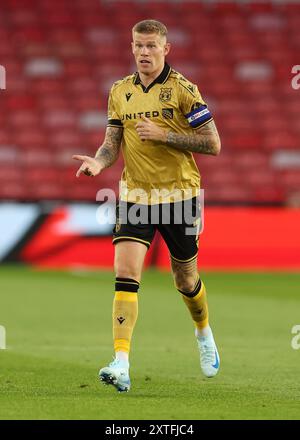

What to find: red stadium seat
left=50, top=130, right=83, bottom=149
left=233, top=151, right=269, bottom=169
left=246, top=170, right=276, bottom=187
left=0, top=184, right=28, bottom=200
left=0, top=166, right=21, bottom=181
left=254, top=187, right=284, bottom=203
left=0, top=130, right=12, bottom=145
left=14, top=129, right=48, bottom=149
left=230, top=133, right=264, bottom=150
left=21, top=149, right=54, bottom=166
left=8, top=110, right=40, bottom=128
left=38, top=95, right=71, bottom=111
left=206, top=185, right=252, bottom=203
left=6, top=94, right=37, bottom=110
left=29, top=183, right=67, bottom=200
left=280, top=171, right=300, bottom=188
left=263, top=132, right=299, bottom=151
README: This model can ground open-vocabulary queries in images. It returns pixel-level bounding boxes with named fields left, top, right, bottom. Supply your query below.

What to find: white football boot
left=196, top=330, right=220, bottom=378
left=99, top=358, right=131, bottom=392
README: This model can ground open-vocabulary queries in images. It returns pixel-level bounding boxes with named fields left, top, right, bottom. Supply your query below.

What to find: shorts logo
left=162, top=108, right=173, bottom=119
left=115, top=215, right=121, bottom=233
left=159, top=88, right=172, bottom=102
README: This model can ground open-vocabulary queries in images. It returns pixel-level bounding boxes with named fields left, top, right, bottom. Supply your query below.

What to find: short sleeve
left=179, top=80, right=213, bottom=130
left=107, top=85, right=123, bottom=128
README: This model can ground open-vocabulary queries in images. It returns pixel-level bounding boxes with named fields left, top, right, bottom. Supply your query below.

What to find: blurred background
left=0, top=0, right=299, bottom=271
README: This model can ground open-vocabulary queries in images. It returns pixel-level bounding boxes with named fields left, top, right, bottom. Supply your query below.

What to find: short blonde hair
left=132, top=19, right=168, bottom=38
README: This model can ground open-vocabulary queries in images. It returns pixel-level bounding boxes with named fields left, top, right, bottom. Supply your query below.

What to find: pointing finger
left=76, top=166, right=85, bottom=178
left=73, top=155, right=88, bottom=162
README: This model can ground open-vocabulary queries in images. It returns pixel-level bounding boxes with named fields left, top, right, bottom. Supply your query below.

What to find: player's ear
left=164, top=42, right=171, bottom=56
left=131, top=41, right=134, bottom=54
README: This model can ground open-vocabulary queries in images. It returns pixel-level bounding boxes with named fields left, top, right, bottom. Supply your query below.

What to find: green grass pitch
left=1, top=265, right=300, bottom=420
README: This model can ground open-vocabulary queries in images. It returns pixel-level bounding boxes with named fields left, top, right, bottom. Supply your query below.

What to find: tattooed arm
left=73, top=126, right=123, bottom=177
left=166, top=120, right=221, bottom=156
left=136, top=116, right=221, bottom=156
left=94, top=126, right=123, bottom=167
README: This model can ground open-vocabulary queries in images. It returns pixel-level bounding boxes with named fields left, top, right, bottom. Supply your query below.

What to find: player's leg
left=171, top=256, right=209, bottom=336
left=113, top=240, right=147, bottom=359
left=171, top=256, right=220, bottom=378
left=158, top=197, right=220, bottom=378
left=99, top=200, right=155, bottom=392
left=99, top=240, right=148, bottom=392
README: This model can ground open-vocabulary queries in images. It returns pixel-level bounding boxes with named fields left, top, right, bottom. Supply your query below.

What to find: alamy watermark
left=0, top=65, right=6, bottom=90
left=291, top=325, right=300, bottom=350
left=95, top=186, right=204, bottom=236
left=291, top=65, right=300, bottom=90
left=0, top=325, right=6, bottom=349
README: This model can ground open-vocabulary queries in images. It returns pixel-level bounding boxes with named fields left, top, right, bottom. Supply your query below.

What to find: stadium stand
left=0, top=0, right=299, bottom=204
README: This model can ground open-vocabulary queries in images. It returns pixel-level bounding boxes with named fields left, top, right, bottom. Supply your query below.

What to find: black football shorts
left=112, top=197, right=201, bottom=262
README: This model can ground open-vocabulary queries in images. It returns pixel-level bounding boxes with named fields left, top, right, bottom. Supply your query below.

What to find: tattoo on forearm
left=95, top=146, right=116, bottom=168
left=167, top=131, right=216, bottom=154
left=166, top=121, right=220, bottom=155
left=95, top=127, right=123, bottom=168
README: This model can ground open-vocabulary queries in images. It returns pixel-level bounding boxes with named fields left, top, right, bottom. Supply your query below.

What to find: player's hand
left=135, top=115, right=167, bottom=142
left=72, top=155, right=103, bottom=178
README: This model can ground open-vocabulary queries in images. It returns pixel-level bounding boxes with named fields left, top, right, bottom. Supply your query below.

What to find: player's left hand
left=135, top=115, right=167, bottom=143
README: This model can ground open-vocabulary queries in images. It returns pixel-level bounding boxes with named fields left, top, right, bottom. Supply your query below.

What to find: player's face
left=132, top=32, right=170, bottom=77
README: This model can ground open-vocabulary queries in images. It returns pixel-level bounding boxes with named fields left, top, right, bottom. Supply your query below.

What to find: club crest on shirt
left=159, top=88, right=172, bottom=102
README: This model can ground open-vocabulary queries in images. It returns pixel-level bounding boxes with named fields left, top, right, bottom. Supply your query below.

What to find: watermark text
left=0, top=325, right=6, bottom=349
left=0, top=65, right=6, bottom=90
left=291, top=65, right=300, bottom=90
left=291, top=325, right=300, bottom=350
left=96, top=186, right=204, bottom=236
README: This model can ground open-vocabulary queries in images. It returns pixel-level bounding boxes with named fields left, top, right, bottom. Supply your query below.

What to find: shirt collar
left=133, top=63, right=172, bottom=91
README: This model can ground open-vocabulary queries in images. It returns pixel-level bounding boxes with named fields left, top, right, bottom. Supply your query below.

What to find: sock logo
left=117, top=316, right=125, bottom=324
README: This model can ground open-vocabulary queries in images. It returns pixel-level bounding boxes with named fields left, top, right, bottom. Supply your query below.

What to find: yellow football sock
left=113, top=277, right=139, bottom=353
left=178, top=278, right=209, bottom=330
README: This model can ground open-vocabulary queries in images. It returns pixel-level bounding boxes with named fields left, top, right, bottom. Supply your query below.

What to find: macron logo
left=117, top=317, right=125, bottom=324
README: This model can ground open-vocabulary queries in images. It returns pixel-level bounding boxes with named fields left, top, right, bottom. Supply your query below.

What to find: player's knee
left=114, top=257, right=141, bottom=281
left=115, top=269, right=141, bottom=283
left=174, top=275, right=197, bottom=294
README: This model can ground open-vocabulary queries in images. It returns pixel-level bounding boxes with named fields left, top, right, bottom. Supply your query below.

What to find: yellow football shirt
left=107, top=63, right=213, bottom=204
